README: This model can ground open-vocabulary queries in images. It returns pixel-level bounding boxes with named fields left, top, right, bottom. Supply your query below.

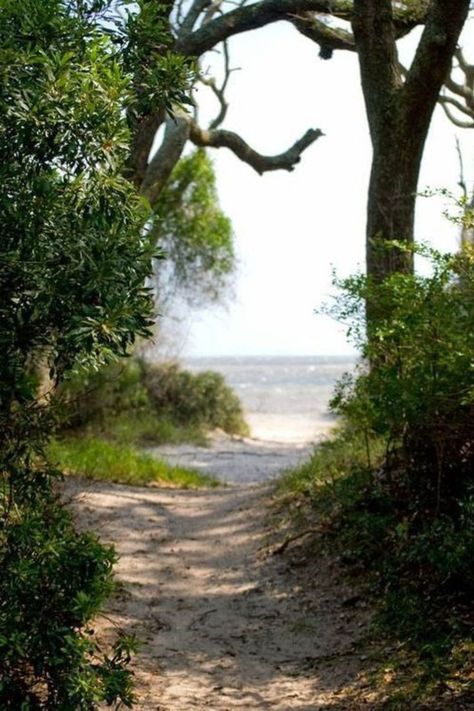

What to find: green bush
left=56, top=358, right=248, bottom=443
left=140, top=361, right=249, bottom=436
left=0, top=490, right=136, bottom=708
left=329, top=243, right=474, bottom=512
left=280, top=243, right=474, bottom=704
left=280, top=426, right=474, bottom=704
left=57, top=360, right=150, bottom=432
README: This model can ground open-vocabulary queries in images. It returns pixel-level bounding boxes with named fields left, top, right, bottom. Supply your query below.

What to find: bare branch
left=455, top=136, right=468, bottom=198
left=291, top=13, right=355, bottom=56
left=202, top=0, right=226, bottom=24
left=187, top=117, right=323, bottom=173
left=176, top=0, right=352, bottom=56
left=177, top=0, right=432, bottom=57
left=402, top=0, right=471, bottom=133
left=439, top=93, right=474, bottom=120
left=439, top=100, right=474, bottom=129
left=200, top=41, right=236, bottom=129
left=454, top=46, right=474, bottom=82
left=445, top=73, right=473, bottom=105
left=292, top=5, right=426, bottom=59
left=180, top=0, right=212, bottom=35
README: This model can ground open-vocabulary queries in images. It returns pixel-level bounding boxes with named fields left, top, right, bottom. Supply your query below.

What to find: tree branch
left=199, top=40, right=235, bottom=130
left=179, top=0, right=212, bottom=35
left=187, top=117, right=323, bottom=173
left=177, top=0, right=431, bottom=57
left=352, top=0, right=402, bottom=144
left=125, top=110, right=165, bottom=188
left=402, top=0, right=471, bottom=134
left=292, top=6, right=427, bottom=60
left=439, top=93, right=474, bottom=120
left=439, top=99, right=474, bottom=129
left=140, top=117, right=190, bottom=207
left=291, top=14, right=355, bottom=57
left=176, top=0, right=352, bottom=56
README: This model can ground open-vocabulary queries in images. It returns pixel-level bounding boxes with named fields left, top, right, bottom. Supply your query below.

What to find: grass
left=276, top=425, right=474, bottom=709
left=80, top=411, right=210, bottom=447
left=50, top=437, right=218, bottom=489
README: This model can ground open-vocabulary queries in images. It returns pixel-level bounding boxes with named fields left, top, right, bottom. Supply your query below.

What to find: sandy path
left=147, top=433, right=313, bottom=484
left=66, top=478, right=373, bottom=710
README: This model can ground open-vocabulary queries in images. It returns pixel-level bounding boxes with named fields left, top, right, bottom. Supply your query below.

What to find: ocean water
left=185, top=355, right=357, bottom=444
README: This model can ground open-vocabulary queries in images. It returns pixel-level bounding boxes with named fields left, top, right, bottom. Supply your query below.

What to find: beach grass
left=50, top=437, right=218, bottom=489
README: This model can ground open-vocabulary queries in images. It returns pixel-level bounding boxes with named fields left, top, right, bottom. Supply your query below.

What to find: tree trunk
left=366, top=131, right=425, bottom=283
left=353, top=0, right=470, bottom=291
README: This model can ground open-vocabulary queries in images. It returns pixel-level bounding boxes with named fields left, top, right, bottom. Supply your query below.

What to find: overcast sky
left=171, top=20, right=474, bottom=358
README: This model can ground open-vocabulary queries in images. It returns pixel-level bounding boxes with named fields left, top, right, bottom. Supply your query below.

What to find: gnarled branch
left=187, top=118, right=323, bottom=173
left=291, top=13, right=355, bottom=56
left=437, top=44, right=474, bottom=129
left=439, top=99, right=474, bottom=129
left=176, top=0, right=352, bottom=56
left=179, top=0, right=212, bottom=35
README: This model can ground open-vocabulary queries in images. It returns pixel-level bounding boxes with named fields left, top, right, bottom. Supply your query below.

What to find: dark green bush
left=144, top=361, right=249, bottom=436
left=57, top=360, right=149, bottom=431
left=329, top=243, right=474, bottom=512
left=56, top=358, right=249, bottom=441
left=280, top=244, right=474, bottom=703
left=0, top=491, right=136, bottom=709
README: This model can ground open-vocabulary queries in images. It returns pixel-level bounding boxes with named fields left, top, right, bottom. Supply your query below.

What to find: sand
left=65, top=422, right=379, bottom=710
left=146, top=432, right=313, bottom=485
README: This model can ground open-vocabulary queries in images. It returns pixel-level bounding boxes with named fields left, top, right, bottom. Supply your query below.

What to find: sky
left=169, top=19, right=474, bottom=358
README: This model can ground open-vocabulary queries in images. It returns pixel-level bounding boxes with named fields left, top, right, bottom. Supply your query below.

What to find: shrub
left=279, top=244, right=473, bottom=703
left=279, top=243, right=474, bottom=704
left=329, top=243, right=474, bottom=513
left=279, top=426, right=474, bottom=704
left=0, top=491, right=136, bottom=709
left=57, top=360, right=150, bottom=432
left=56, top=358, right=248, bottom=443
left=143, top=362, right=249, bottom=436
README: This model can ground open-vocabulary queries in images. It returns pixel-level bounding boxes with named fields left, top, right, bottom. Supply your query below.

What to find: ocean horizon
left=184, top=354, right=357, bottom=443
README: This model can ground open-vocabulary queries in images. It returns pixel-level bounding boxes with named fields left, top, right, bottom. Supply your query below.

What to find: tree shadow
left=65, top=479, right=399, bottom=709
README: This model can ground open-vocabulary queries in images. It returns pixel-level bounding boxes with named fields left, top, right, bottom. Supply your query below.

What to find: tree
left=152, top=149, right=235, bottom=308
left=122, top=0, right=470, bottom=293
left=0, top=0, right=189, bottom=704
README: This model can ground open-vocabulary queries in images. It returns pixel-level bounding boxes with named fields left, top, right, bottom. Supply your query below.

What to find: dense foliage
left=57, top=358, right=249, bottom=440
left=144, top=362, right=249, bottom=436
left=330, top=243, right=474, bottom=512
left=281, top=243, right=474, bottom=705
left=0, top=0, right=190, bottom=706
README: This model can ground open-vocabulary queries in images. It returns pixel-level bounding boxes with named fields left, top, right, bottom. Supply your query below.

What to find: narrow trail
left=67, top=470, right=375, bottom=710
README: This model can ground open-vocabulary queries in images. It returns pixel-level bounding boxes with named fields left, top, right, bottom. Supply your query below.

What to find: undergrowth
left=50, top=437, right=217, bottom=488
left=279, top=245, right=474, bottom=708
left=57, top=358, right=247, bottom=447
left=52, top=358, right=247, bottom=488
left=278, top=426, right=474, bottom=708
